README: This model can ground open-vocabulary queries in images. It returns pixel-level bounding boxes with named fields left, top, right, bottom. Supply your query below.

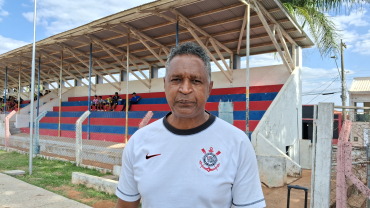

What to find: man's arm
left=115, top=198, right=141, bottom=208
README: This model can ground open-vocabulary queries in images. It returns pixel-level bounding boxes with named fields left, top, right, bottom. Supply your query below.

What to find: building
left=348, top=77, right=370, bottom=146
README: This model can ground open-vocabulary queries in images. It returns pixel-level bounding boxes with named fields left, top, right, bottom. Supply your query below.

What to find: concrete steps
left=9, top=121, right=21, bottom=135
left=0, top=135, right=123, bottom=166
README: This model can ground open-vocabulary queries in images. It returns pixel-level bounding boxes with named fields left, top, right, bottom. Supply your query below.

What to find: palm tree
left=281, top=0, right=357, bottom=57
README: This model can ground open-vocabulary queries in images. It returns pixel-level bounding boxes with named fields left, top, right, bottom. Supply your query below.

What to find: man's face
left=164, top=54, right=213, bottom=118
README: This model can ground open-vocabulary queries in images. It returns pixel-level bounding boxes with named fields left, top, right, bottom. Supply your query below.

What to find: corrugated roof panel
left=349, top=78, right=370, bottom=92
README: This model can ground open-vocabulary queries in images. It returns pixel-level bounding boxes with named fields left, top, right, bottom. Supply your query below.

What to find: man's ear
left=208, top=81, right=214, bottom=94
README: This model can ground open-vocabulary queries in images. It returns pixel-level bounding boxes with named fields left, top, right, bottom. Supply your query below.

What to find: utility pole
left=341, top=39, right=347, bottom=121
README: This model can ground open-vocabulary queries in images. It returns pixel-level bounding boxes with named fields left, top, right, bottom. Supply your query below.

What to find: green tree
left=282, top=0, right=357, bottom=57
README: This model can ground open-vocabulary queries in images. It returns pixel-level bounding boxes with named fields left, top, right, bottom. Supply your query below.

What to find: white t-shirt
left=116, top=112, right=265, bottom=208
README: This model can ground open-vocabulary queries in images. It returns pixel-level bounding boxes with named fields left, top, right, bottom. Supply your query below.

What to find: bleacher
left=20, top=85, right=283, bottom=143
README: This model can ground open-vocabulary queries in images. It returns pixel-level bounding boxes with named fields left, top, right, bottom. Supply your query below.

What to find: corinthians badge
left=199, top=147, right=221, bottom=172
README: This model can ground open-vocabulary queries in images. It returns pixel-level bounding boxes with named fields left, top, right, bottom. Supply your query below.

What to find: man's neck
left=167, top=111, right=209, bottom=130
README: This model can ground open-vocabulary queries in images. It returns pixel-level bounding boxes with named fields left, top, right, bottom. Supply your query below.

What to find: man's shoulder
left=211, top=117, right=249, bottom=141
left=129, top=118, right=164, bottom=144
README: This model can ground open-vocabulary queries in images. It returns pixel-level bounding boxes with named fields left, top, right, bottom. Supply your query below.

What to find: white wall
left=251, top=66, right=302, bottom=162
left=71, top=65, right=290, bottom=97
left=299, top=139, right=312, bottom=169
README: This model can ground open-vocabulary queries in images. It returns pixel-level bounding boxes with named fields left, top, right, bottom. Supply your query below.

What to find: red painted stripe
left=68, top=85, right=284, bottom=101
left=20, top=128, right=131, bottom=143
left=233, top=120, right=259, bottom=132
left=54, top=101, right=273, bottom=112
left=40, top=117, right=158, bottom=126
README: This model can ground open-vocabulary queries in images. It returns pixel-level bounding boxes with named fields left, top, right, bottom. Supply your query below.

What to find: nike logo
left=146, top=153, right=161, bottom=159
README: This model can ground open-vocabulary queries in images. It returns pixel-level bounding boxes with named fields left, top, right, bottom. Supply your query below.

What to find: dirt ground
left=50, top=185, right=116, bottom=208
left=263, top=169, right=311, bottom=207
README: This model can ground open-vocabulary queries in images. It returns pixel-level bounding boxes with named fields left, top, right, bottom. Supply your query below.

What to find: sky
left=0, top=0, right=369, bottom=106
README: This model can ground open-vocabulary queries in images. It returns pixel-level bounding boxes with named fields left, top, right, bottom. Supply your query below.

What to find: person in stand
left=115, top=42, right=265, bottom=208
left=97, top=96, right=105, bottom=112
left=111, top=92, right=122, bottom=111
left=121, top=92, right=141, bottom=111
left=90, top=95, right=99, bottom=111
left=105, top=95, right=113, bottom=111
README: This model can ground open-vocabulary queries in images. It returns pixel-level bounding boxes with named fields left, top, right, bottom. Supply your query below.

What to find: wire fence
left=329, top=108, right=370, bottom=208
left=0, top=109, right=154, bottom=171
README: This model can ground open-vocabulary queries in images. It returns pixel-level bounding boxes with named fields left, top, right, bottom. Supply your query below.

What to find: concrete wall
left=19, top=91, right=58, bottom=114
left=257, top=155, right=287, bottom=188
left=255, top=133, right=301, bottom=178
left=299, top=139, right=312, bottom=169
left=351, top=122, right=370, bottom=147
left=69, top=65, right=290, bottom=97
left=15, top=88, right=73, bottom=128
left=251, top=66, right=302, bottom=160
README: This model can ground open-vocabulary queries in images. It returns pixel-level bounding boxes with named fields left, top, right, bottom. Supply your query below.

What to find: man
left=111, top=92, right=122, bottom=111
left=115, top=42, right=265, bottom=208
left=121, top=92, right=141, bottom=111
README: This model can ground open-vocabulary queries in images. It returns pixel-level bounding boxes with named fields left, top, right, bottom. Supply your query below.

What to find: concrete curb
left=0, top=146, right=112, bottom=174
left=72, top=172, right=118, bottom=195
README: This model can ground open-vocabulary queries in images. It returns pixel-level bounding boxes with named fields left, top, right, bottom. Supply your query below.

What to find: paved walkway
left=0, top=173, right=91, bottom=208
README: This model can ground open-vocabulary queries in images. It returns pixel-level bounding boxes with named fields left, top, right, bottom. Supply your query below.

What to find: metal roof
left=349, top=77, right=370, bottom=93
left=0, top=0, right=314, bottom=91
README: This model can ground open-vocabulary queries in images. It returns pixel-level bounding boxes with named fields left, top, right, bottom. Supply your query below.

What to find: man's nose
left=179, top=79, right=193, bottom=94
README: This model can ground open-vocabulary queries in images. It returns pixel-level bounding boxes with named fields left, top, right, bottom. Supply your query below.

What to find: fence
left=0, top=109, right=154, bottom=171
left=328, top=107, right=370, bottom=208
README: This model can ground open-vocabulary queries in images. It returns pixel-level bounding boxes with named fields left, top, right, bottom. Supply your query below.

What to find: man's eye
left=171, top=79, right=180, bottom=81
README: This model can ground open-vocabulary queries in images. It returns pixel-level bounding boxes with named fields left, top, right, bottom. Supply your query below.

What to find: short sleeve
left=232, top=139, right=266, bottom=208
left=116, top=138, right=141, bottom=202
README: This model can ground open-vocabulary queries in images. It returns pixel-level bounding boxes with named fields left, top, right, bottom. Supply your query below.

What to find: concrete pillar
left=232, top=54, right=241, bottom=70
left=297, top=46, right=302, bottom=68
left=120, top=70, right=127, bottom=81
left=75, top=78, right=83, bottom=86
left=151, top=67, right=159, bottom=78
left=96, top=75, right=104, bottom=84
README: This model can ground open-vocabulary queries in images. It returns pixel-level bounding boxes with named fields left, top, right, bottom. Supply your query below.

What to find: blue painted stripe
left=20, top=104, right=28, bottom=108
left=44, top=110, right=265, bottom=120
left=45, top=111, right=169, bottom=119
left=209, top=111, right=265, bottom=120
left=36, top=123, right=138, bottom=134
left=61, top=93, right=278, bottom=106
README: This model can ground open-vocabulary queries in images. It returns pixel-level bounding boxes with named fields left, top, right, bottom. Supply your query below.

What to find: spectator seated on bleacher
left=90, top=95, right=99, bottom=111
left=104, top=95, right=113, bottom=111
left=121, top=92, right=141, bottom=111
left=111, top=92, right=122, bottom=111
left=98, top=96, right=105, bottom=111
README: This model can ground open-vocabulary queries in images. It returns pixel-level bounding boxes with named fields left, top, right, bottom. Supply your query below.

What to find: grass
left=0, top=150, right=118, bottom=207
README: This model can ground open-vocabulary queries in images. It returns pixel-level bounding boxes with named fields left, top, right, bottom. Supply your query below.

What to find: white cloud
left=0, top=35, right=29, bottom=55
left=333, top=8, right=369, bottom=30
left=22, top=0, right=154, bottom=35
left=331, top=8, right=370, bottom=53
left=0, top=0, right=9, bottom=22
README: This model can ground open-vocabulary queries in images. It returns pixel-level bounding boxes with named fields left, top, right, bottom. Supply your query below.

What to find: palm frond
left=283, top=1, right=341, bottom=57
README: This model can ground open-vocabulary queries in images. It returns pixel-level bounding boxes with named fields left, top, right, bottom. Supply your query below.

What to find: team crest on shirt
left=199, top=147, right=221, bottom=172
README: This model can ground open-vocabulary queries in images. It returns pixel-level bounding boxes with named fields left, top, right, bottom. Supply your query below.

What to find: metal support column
left=18, top=64, right=21, bottom=114
left=58, top=51, right=63, bottom=137
left=87, top=43, right=92, bottom=140
left=37, top=57, right=40, bottom=117
left=29, top=0, right=37, bottom=175
left=4, top=66, right=7, bottom=114
left=125, top=31, right=130, bottom=143
left=245, top=3, right=250, bottom=137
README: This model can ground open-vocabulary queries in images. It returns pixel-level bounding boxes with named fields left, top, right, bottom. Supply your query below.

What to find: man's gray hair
left=165, top=42, right=211, bottom=83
